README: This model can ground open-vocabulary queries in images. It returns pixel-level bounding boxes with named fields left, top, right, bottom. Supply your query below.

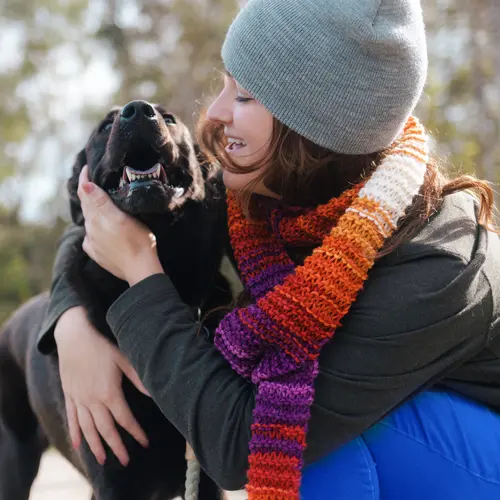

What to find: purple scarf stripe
left=238, top=245, right=290, bottom=271
left=214, top=314, right=265, bottom=380
left=258, top=381, right=316, bottom=405
left=249, top=436, right=305, bottom=458
left=252, top=404, right=312, bottom=428
left=245, top=263, right=295, bottom=298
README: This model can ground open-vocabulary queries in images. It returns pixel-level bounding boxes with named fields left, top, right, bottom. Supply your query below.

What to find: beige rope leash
left=185, top=443, right=201, bottom=500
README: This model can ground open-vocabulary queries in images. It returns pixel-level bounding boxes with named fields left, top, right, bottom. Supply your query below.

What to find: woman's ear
left=67, top=148, right=87, bottom=225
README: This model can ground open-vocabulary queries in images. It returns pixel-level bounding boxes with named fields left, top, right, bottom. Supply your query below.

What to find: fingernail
left=121, top=457, right=130, bottom=467
left=142, top=438, right=149, bottom=448
left=99, top=455, right=106, bottom=465
left=83, top=182, right=95, bottom=194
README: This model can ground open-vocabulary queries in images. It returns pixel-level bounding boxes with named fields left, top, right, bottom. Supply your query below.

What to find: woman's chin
left=222, top=170, right=280, bottom=199
left=222, top=169, right=249, bottom=191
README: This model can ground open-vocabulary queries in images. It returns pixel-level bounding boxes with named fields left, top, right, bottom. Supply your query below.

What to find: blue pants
left=300, top=390, right=500, bottom=499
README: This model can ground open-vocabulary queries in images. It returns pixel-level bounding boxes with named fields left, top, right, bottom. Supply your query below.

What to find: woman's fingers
left=90, top=403, right=130, bottom=467
left=76, top=405, right=107, bottom=466
left=65, top=396, right=81, bottom=449
left=108, top=393, right=149, bottom=449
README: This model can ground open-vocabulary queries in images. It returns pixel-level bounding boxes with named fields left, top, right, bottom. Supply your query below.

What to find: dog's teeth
left=153, top=163, right=161, bottom=179
left=119, top=177, right=125, bottom=188
left=173, top=187, right=185, bottom=199
left=125, top=167, right=133, bottom=182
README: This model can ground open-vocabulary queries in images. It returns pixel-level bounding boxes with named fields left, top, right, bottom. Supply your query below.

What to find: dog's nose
left=121, top=101, right=156, bottom=121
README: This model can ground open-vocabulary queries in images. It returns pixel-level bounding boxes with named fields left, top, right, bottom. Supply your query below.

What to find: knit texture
left=214, top=116, right=429, bottom=499
left=222, top=0, right=428, bottom=154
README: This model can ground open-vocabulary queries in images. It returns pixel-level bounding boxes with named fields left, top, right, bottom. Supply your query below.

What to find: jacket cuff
left=36, top=276, right=82, bottom=355
left=107, top=273, right=195, bottom=340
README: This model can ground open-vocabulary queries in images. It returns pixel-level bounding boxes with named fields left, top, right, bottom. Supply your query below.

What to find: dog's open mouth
left=105, top=146, right=185, bottom=200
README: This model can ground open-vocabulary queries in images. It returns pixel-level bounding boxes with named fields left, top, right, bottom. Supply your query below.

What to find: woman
left=38, top=0, right=500, bottom=498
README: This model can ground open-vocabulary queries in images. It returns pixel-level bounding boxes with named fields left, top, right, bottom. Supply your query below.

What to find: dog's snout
left=121, top=101, right=156, bottom=122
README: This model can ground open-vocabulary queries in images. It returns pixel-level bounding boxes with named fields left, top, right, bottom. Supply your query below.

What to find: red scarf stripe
left=239, top=307, right=308, bottom=364
left=252, top=424, right=307, bottom=444
left=276, top=187, right=362, bottom=244
left=258, top=297, right=330, bottom=351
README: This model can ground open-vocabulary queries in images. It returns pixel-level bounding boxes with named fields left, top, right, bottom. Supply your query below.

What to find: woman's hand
left=77, top=165, right=164, bottom=286
left=55, top=306, right=151, bottom=466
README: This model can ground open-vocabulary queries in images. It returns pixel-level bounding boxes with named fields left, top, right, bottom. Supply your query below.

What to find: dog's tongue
left=127, top=164, right=161, bottom=176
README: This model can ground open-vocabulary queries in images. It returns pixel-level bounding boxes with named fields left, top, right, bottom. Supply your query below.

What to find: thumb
left=77, top=165, right=110, bottom=209
left=117, top=354, right=151, bottom=397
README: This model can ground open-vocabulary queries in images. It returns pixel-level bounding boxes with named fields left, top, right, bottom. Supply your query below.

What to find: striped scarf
left=214, top=116, right=428, bottom=499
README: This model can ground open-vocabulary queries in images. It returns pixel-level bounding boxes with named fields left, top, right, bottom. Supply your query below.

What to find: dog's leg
left=0, top=340, right=47, bottom=500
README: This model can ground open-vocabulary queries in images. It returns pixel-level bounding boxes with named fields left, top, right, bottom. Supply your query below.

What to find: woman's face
left=206, top=74, right=278, bottom=197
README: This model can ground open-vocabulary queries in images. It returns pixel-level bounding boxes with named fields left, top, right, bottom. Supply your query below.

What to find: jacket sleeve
left=37, top=224, right=86, bottom=354
left=106, top=249, right=492, bottom=490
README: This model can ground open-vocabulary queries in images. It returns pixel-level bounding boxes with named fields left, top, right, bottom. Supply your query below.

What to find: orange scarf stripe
left=349, top=199, right=398, bottom=233
left=248, top=452, right=302, bottom=471
left=272, top=288, right=345, bottom=333
left=263, top=217, right=384, bottom=325
left=246, top=487, right=299, bottom=500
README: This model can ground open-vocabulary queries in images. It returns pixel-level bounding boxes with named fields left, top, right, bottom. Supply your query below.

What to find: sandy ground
left=30, top=449, right=246, bottom=500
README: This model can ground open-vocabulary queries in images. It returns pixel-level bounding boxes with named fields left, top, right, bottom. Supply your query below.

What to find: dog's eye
left=163, top=114, right=176, bottom=125
left=99, top=121, right=113, bottom=133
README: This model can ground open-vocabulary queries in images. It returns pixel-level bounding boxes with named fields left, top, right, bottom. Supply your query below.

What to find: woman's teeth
left=226, top=137, right=247, bottom=151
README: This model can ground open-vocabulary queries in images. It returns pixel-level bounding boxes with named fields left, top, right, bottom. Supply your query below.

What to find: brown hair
left=197, top=112, right=498, bottom=257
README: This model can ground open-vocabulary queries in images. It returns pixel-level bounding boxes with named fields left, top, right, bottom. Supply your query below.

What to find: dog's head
left=68, top=101, right=210, bottom=225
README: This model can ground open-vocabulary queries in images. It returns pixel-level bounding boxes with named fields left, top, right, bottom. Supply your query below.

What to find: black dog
left=0, top=101, right=232, bottom=500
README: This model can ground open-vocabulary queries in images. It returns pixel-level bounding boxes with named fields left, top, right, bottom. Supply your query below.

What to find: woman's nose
left=206, top=93, right=232, bottom=125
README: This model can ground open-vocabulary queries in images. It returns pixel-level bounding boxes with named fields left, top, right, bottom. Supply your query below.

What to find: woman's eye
left=100, top=121, right=113, bottom=132
left=163, top=114, right=176, bottom=125
left=236, top=96, right=253, bottom=103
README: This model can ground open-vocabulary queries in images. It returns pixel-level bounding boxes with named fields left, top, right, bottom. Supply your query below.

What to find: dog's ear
left=194, top=144, right=213, bottom=180
left=67, top=148, right=87, bottom=226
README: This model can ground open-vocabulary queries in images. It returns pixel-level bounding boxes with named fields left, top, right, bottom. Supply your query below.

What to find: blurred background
left=0, top=0, right=499, bottom=326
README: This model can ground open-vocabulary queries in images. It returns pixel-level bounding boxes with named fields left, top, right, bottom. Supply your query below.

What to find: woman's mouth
left=225, top=137, right=247, bottom=153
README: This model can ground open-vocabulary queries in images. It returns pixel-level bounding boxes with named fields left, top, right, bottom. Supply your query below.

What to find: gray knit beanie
left=221, top=0, right=428, bottom=155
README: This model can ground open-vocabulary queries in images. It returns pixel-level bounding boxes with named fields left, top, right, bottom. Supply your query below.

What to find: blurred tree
left=95, top=0, right=239, bottom=127
left=0, top=0, right=498, bottom=323
left=0, top=206, right=67, bottom=323
left=419, top=0, right=499, bottom=186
